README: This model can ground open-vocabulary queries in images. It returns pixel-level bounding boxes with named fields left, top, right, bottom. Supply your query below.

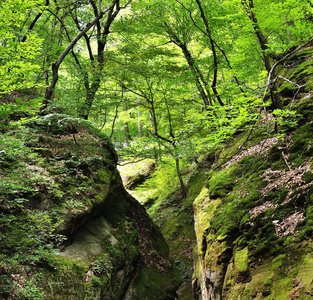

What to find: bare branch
left=266, top=36, right=313, bottom=94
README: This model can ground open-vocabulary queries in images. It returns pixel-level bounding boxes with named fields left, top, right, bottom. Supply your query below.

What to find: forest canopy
left=1, top=0, right=312, bottom=168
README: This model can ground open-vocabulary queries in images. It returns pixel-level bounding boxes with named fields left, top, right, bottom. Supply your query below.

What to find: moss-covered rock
left=119, top=159, right=200, bottom=299
left=0, top=114, right=178, bottom=299
left=191, top=47, right=313, bottom=299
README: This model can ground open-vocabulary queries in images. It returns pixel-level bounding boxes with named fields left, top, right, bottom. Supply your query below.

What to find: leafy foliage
left=0, top=0, right=44, bottom=123
left=1, top=0, right=313, bottom=298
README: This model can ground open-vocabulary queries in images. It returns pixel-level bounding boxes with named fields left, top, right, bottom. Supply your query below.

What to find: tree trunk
left=242, top=0, right=283, bottom=109
left=123, top=100, right=131, bottom=145
left=175, top=157, right=187, bottom=199
left=41, top=3, right=114, bottom=110
left=178, top=42, right=212, bottom=107
left=80, top=77, right=101, bottom=119
left=165, top=24, right=212, bottom=108
left=137, top=99, right=143, bottom=137
left=195, top=0, right=224, bottom=106
left=78, top=0, right=121, bottom=119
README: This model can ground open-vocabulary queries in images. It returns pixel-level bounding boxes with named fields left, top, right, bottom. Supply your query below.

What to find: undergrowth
left=0, top=115, right=117, bottom=299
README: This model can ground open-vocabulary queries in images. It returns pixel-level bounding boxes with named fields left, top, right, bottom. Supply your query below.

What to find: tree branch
left=21, top=0, right=50, bottom=42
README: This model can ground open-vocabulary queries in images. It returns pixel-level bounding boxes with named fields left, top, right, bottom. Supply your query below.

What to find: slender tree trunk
left=242, top=0, right=282, bottom=109
left=165, top=24, right=212, bottom=108
left=195, top=0, right=224, bottom=106
left=149, top=111, right=154, bottom=134
left=41, top=11, right=107, bottom=110
left=78, top=1, right=121, bottom=119
left=41, top=2, right=118, bottom=110
left=137, top=99, right=143, bottom=137
left=175, top=157, right=187, bottom=199
left=80, top=77, right=101, bottom=119
left=177, top=42, right=212, bottom=107
left=109, top=103, right=119, bottom=139
left=176, top=0, right=245, bottom=96
left=123, top=99, right=131, bottom=145
left=21, top=6, right=49, bottom=43
left=124, top=122, right=131, bottom=146
left=44, top=63, right=59, bottom=102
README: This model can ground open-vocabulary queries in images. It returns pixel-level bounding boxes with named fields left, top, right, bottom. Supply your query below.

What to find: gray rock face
left=204, top=269, right=225, bottom=300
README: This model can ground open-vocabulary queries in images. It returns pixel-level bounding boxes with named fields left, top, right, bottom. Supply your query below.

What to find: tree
left=241, top=0, right=283, bottom=109
left=2, top=0, right=312, bottom=170
left=42, top=0, right=118, bottom=109
left=69, top=0, right=132, bottom=120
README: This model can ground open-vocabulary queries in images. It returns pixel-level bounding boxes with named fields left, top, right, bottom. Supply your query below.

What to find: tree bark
left=242, top=0, right=283, bottom=109
left=175, top=0, right=245, bottom=96
left=195, top=0, right=224, bottom=106
left=123, top=99, right=131, bottom=145
left=79, top=0, right=121, bottom=119
left=21, top=0, right=50, bottom=43
left=174, top=38, right=212, bottom=107
left=165, top=23, right=212, bottom=108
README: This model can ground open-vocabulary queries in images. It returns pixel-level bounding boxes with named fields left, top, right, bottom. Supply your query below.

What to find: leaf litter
left=226, top=133, right=312, bottom=238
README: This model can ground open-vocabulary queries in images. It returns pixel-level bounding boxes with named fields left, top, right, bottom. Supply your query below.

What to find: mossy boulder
left=0, top=114, right=179, bottom=299
left=122, top=160, right=156, bottom=190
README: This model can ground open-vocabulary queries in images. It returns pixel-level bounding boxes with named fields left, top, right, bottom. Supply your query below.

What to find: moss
left=123, top=162, right=199, bottom=299
left=289, top=123, right=313, bottom=167
left=208, top=165, right=237, bottom=199
left=192, top=48, right=313, bottom=299
left=268, top=251, right=312, bottom=299
left=38, top=256, right=88, bottom=299
left=246, top=214, right=281, bottom=257
left=235, top=247, right=249, bottom=273
left=132, top=266, right=180, bottom=300
left=187, top=169, right=208, bottom=200
left=283, top=49, right=313, bottom=84
left=194, top=187, right=222, bottom=257
left=221, top=247, right=251, bottom=296
left=239, top=263, right=277, bottom=299
left=302, top=171, right=313, bottom=184
left=142, top=189, right=195, bottom=298
left=204, top=232, right=232, bottom=271
left=0, top=113, right=177, bottom=299
left=193, top=248, right=202, bottom=277
left=275, top=187, right=289, bottom=205
left=224, top=241, right=313, bottom=299
left=209, top=188, right=261, bottom=240
left=295, top=100, right=313, bottom=125
left=274, top=205, right=294, bottom=222
left=268, top=144, right=281, bottom=163
left=298, top=253, right=313, bottom=288
left=271, top=254, right=286, bottom=271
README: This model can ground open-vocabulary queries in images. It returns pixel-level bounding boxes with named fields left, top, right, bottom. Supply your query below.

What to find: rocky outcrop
left=192, top=46, right=313, bottom=299
left=119, top=159, right=199, bottom=299
left=193, top=187, right=232, bottom=300
left=0, top=114, right=179, bottom=299
left=122, top=161, right=156, bottom=190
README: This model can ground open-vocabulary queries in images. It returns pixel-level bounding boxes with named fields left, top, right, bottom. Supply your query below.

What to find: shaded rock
left=0, top=114, right=179, bottom=300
